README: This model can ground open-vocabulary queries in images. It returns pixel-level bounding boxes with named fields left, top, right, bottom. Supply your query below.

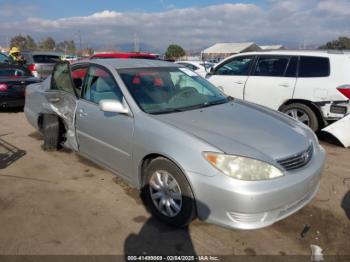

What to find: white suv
left=206, top=50, right=350, bottom=131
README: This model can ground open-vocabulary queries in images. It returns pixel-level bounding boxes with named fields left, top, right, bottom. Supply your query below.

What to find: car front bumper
left=186, top=144, right=326, bottom=230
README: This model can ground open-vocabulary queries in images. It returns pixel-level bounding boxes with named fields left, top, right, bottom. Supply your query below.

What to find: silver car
left=24, top=59, right=326, bottom=230
left=21, top=51, right=61, bottom=79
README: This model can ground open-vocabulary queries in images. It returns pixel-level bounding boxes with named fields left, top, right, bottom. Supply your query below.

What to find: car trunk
left=1, top=77, right=40, bottom=95
left=33, top=55, right=61, bottom=79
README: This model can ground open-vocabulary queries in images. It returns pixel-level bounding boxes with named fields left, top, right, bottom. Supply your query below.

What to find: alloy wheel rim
left=285, top=108, right=310, bottom=126
left=149, top=170, right=182, bottom=217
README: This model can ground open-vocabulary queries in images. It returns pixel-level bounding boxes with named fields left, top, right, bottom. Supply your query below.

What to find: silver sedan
left=24, top=59, right=326, bottom=229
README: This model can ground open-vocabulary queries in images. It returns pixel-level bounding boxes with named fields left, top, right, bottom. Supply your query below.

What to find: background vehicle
left=0, top=53, right=9, bottom=64
left=21, top=51, right=61, bottom=79
left=207, top=50, right=350, bottom=131
left=0, top=64, right=39, bottom=108
left=61, top=54, right=78, bottom=63
left=175, top=61, right=215, bottom=77
left=90, top=52, right=157, bottom=60
left=24, top=59, right=325, bottom=230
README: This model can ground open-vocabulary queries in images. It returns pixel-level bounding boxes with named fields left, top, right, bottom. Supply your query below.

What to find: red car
left=90, top=52, right=157, bottom=60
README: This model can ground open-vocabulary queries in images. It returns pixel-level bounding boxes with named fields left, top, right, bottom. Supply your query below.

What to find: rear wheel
left=42, top=114, right=62, bottom=151
left=142, top=158, right=196, bottom=227
left=282, top=103, right=319, bottom=131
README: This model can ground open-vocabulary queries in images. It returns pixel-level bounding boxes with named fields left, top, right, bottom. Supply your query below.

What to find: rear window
left=298, top=56, right=330, bottom=77
left=253, top=56, right=289, bottom=77
left=33, top=55, right=61, bottom=64
left=0, top=67, right=32, bottom=77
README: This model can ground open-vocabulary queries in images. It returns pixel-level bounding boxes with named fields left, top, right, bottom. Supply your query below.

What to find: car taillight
left=337, top=85, right=350, bottom=99
left=28, top=64, right=37, bottom=72
left=0, top=83, right=8, bottom=91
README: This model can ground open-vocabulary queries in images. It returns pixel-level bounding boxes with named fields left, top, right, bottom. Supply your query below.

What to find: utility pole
left=134, top=33, right=139, bottom=52
left=78, top=30, right=82, bottom=54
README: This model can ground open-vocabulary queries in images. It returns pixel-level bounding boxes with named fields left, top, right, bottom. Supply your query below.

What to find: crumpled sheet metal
left=322, top=114, right=350, bottom=148
left=44, top=92, right=78, bottom=151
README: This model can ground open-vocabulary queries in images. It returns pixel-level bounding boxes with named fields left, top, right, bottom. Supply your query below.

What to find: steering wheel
left=169, top=86, right=198, bottom=104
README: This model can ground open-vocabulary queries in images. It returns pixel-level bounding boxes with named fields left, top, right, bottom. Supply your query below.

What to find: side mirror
left=99, top=99, right=129, bottom=114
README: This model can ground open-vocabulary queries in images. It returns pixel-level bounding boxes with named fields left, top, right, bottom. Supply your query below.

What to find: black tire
left=42, top=114, right=61, bottom=151
left=142, top=157, right=196, bottom=227
left=281, top=103, right=319, bottom=131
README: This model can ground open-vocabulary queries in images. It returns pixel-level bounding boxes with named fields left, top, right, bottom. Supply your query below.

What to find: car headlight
left=203, top=152, right=284, bottom=181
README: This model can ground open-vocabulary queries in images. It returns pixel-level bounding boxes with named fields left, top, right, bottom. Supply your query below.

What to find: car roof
left=21, top=51, right=62, bottom=56
left=84, top=58, right=181, bottom=69
left=92, top=52, right=155, bottom=58
left=232, top=50, right=347, bottom=57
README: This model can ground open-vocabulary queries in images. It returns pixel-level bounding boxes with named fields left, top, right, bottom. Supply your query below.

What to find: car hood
left=152, top=100, right=312, bottom=162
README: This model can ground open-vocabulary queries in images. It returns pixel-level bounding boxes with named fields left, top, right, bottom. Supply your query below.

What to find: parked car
left=21, top=51, right=61, bottom=79
left=176, top=61, right=215, bottom=77
left=61, top=54, right=78, bottom=63
left=206, top=50, right=350, bottom=131
left=90, top=52, right=157, bottom=60
left=24, top=59, right=325, bottom=230
left=0, top=53, right=9, bottom=64
left=0, top=64, right=40, bottom=108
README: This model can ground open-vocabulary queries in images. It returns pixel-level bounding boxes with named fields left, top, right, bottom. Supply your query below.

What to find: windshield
left=118, top=67, right=229, bottom=114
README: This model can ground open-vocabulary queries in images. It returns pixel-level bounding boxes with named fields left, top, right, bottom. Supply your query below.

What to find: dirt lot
left=0, top=110, right=349, bottom=256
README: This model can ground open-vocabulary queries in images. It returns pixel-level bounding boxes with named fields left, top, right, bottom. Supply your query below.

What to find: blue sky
left=1, top=0, right=265, bottom=20
left=0, top=0, right=349, bottom=52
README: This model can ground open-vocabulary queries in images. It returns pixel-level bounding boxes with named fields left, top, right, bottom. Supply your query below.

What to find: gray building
left=201, top=42, right=261, bottom=62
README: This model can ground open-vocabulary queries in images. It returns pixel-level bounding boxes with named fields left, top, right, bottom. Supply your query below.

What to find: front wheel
left=142, top=158, right=196, bottom=227
left=281, top=103, right=319, bottom=131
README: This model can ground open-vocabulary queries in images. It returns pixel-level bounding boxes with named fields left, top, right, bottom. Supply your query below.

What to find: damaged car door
left=48, top=61, right=80, bottom=150
left=75, top=65, right=134, bottom=180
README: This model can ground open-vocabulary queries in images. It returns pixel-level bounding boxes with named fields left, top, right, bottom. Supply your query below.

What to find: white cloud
left=0, top=2, right=349, bottom=51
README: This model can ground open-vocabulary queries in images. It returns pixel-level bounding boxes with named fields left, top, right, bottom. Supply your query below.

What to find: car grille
left=277, top=144, right=313, bottom=171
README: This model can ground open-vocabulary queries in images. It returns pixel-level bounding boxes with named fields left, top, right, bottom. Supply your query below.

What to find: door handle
left=234, top=81, right=244, bottom=85
left=79, top=109, right=87, bottom=117
left=49, top=97, right=60, bottom=103
left=279, top=83, right=290, bottom=87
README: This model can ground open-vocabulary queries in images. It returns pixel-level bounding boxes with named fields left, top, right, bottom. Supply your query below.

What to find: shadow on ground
left=317, top=131, right=344, bottom=147
left=341, top=191, right=350, bottom=220
left=124, top=216, right=196, bottom=256
left=0, top=138, right=26, bottom=169
left=0, top=107, right=24, bottom=113
left=124, top=192, right=210, bottom=256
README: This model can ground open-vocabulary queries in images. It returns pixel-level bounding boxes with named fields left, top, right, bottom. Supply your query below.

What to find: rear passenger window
left=33, top=55, right=61, bottom=63
left=298, top=56, right=330, bottom=77
left=253, top=56, right=289, bottom=77
left=285, top=56, right=298, bottom=77
left=82, top=66, right=123, bottom=104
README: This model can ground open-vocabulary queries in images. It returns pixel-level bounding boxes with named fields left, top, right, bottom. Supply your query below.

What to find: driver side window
left=82, top=66, right=123, bottom=104
left=71, top=66, right=88, bottom=97
left=215, top=56, right=254, bottom=76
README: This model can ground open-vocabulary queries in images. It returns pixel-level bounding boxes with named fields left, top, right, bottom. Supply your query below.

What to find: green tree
left=39, top=37, right=56, bottom=51
left=56, top=40, right=76, bottom=54
left=165, top=44, right=186, bottom=59
left=319, top=36, right=350, bottom=50
left=26, top=35, right=37, bottom=51
left=10, top=35, right=27, bottom=50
